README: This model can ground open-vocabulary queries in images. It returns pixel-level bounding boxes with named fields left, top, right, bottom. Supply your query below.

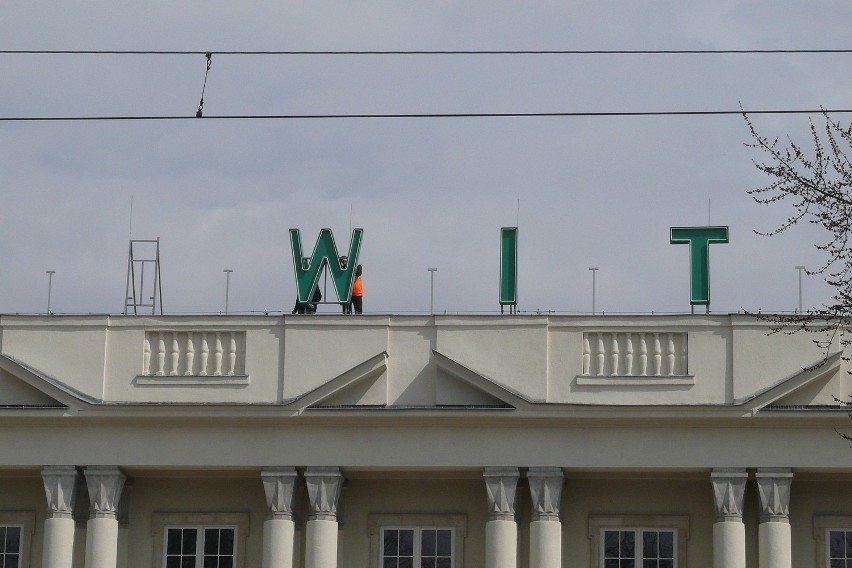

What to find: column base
left=486, top=519, right=517, bottom=568
left=758, top=521, right=791, bottom=568
left=529, top=520, right=561, bottom=568
left=713, top=520, right=745, bottom=568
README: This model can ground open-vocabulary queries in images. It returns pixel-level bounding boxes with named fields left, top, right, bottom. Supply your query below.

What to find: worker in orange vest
left=352, top=264, right=364, bottom=314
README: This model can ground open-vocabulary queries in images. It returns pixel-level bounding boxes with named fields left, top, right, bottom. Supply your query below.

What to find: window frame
left=368, top=514, right=467, bottom=568
left=0, top=512, right=35, bottom=568
left=162, top=525, right=238, bottom=568
left=814, top=515, right=852, bottom=567
left=380, top=526, right=455, bottom=568
left=589, top=515, right=689, bottom=568
left=151, top=513, right=249, bottom=568
left=600, top=527, right=677, bottom=567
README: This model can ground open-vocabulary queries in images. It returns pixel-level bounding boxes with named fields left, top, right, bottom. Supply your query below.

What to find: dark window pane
left=166, top=556, right=181, bottom=568
left=167, top=530, right=183, bottom=555
left=399, top=530, right=414, bottom=556
left=6, top=528, right=20, bottom=554
left=831, top=531, right=844, bottom=557
left=605, top=560, right=619, bottom=568
left=182, top=557, right=195, bottom=568
left=605, top=531, right=619, bottom=557
left=660, top=560, right=673, bottom=568
left=6, top=555, right=20, bottom=568
left=436, top=530, right=452, bottom=556
left=219, top=557, right=233, bottom=568
left=204, top=529, right=219, bottom=555
left=0, top=528, right=6, bottom=554
left=643, top=561, right=656, bottom=568
left=436, top=559, right=451, bottom=568
left=620, top=531, right=635, bottom=558
left=204, top=556, right=217, bottom=568
left=847, top=560, right=852, bottom=568
left=422, top=559, right=435, bottom=568
left=398, top=557, right=413, bottom=568
left=384, top=530, right=399, bottom=557
left=220, top=529, right=235, bottom=555
left=847, top=532, right=852, bottom=557
left=422, top=529, right=436, bottom=556
left=383, top=558, right=397, bottom=568
left=182, top=529, right=197, bottom=555
left=643, top=532, right=658, bottom=559
left=620, top=559, right=635, bottom=568
left=832, top=560, right=844, bottom=568
left=659, top=531, right=674, bottom=558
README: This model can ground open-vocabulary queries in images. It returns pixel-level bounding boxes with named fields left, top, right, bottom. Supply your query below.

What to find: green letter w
left=290, top=228, right=364, bottom=304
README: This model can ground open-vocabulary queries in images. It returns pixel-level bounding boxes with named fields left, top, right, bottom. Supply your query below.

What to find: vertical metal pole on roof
left=46, top=270, right=55, bottom=314
left=589, top=267, right=599, bottom=315
left=795, top=265, right=806, bottom=314
left=427, top=268, right=438, bottom=315
left=224, top=269, right=233, bottom=314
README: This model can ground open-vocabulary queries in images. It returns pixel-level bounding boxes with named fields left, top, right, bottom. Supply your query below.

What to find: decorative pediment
left=739, top=351, right=844, bottom=410
left=0, top=353, right=84, bottom=410
left=432, top=350, right=530, bottom=410
left=294, top=352, right=388, bottom=410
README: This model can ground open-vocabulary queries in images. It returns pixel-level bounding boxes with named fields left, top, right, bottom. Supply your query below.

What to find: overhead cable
left=2, top=108, right=852, bottom=122
left=3, top=49, right=852, bottom=55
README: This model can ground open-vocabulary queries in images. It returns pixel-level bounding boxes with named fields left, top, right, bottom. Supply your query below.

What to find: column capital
left=711, top=468, right=748, bottom=522
left=527, top=467, right=564, bottom=522
left=83, top=466, right=126, bottom=520
left=304, top=467, right=342, bottom=521
left=42, top=466, right=78, bottom=519
left=756, top=468, right=792, bottom=523
left=483, top=467, right=520, bottom=521
left=261, top=467, right=299, bottom=520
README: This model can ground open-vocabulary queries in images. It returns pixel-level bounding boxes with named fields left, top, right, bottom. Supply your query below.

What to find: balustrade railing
left=581, top=332, right=688, bottom=377
left=142, top=331, right=246, bottom=377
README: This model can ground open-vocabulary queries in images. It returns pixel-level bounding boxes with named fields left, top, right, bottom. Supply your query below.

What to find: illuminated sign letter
left=499, top=227, right=518, bottom=306
left=290, top=228, right=363, bottom=304
left=669, top=226, right=729, bottom=305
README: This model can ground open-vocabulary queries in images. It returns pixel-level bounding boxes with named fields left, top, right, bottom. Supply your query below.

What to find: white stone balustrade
left=142, top=331, right=245, bottom=377
left=582, top=332, right=688, bottom=376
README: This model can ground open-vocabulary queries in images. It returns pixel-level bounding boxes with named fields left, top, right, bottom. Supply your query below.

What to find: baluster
left=680, top=335, right=688, bottom=376
left=142, top=336, right=151, bottom=375
left=596, top=333, right=605, bottom=376
left=611, top=333, right=620, bottom=376
left=170, top=333, right=180, bottom=376
left=214, top=333, right=223, bottom=376
left=199, top=333, right=209, bottom=376
left=227, top=332, right=237, bottom=376
left=184, top=333, right=195, bottom=375
left=639, top=333, right=648, bottom=376
left=156, top=333, right=166, bottom=376
left=582, top=336, right=591, bottom=375
left=653, top=333, right=662, bottom=376
left=625, top=334, right=634, bottom=376
left=667, top=333, right=676, bottom=375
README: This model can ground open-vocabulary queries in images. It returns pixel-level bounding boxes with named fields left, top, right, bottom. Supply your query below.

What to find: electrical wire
left=1, top=109, right=851, bottom=122
left=3, top=49, right=852, bottom=55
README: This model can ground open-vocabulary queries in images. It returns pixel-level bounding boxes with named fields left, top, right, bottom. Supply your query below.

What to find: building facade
left=0, top=313, right=849, bottom=568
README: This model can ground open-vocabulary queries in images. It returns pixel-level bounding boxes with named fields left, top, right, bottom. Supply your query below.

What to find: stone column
left=527, top=467, right=564, bottom=568
left=711, top=468, right=747, bottom=568
left=304, top=467, right=343, bottom=568
left=261, top=467, right=298, bottom=568
left=484, top=467, right=520, bottom=568
left=42, top=466, right=78, bottom=568
left=83, top=466, right=126, bottom=568
left=756, top=468, right=792, bottom=568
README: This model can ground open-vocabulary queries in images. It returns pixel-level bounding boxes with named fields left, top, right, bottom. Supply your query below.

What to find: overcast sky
left=1, top=1, right=849, bottom=316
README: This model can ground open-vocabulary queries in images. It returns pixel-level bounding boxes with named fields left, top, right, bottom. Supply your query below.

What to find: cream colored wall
left=0, top=474, right=44, bottom=568
left=562, top=475, right=715, bottom=568
left=123, top=474, right=269, bottom=568
left=338, top=477, right=487, bottom=568
left=790, top=476, right=852, bottom=567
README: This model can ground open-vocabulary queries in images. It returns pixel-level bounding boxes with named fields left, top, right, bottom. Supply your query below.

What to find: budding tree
left=744, top=111, right=852, bottom=438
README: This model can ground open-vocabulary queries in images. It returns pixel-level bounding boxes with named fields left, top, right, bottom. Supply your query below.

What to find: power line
left=3, top=49, right=852, bottom=55
left=1, top=109, right=851, bottom=122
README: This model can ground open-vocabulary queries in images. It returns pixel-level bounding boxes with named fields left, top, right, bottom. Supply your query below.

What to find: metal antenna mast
left=124, top=238, right=164, bottom=315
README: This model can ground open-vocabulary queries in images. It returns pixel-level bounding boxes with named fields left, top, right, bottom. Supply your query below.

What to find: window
left=0, top=526, right=22, bottom=568
left=382, top=527, right=453, bottom=568
left=164, top=526, right=236, bottom=568
left=828, top=530, right=852, bottom=567
left=368, top=514, right=466, bottom=568
left=589, top=515, right=688, bottom=568
left=602, top=529, right=676, bottom=568
left=151, top=513, right=249, bottom=568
